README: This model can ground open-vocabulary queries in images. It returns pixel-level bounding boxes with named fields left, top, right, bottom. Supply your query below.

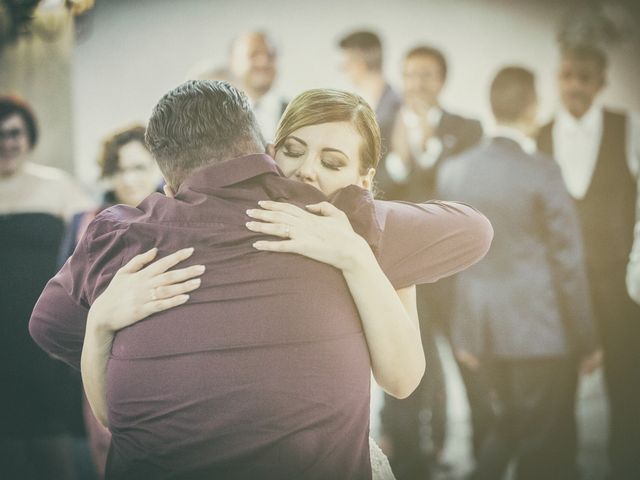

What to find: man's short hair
left=338, top=30, right=383, bottom=72
left=405, top=46, right=448, bottom=81
left=145, top=80, right=264, bottom=189
left=560, top=43, right=608, bottom=73
left=0, top=95, right=38, bottom=148
left=490, top=66, right=536, bottom=123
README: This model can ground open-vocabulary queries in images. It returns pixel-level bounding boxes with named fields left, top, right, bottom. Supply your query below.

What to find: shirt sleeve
left=626, top=112, right=640, bottom=179
left=29, top=214, right=125, bottom=371
left=373, top=200, right=493, bottom=289
left=625, top=114, right=640, bottom=305
left=627, top=183, right=640, bottom=305
left=29, top=234, right=92, bottom=371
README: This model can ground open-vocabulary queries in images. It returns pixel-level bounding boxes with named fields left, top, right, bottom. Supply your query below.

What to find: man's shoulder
left=443, top=139, right=488, bottom=165
left=439, top=111, right=483, bottom=152
left=441, top=110, right=482, bottom=131
left=80, top=203, right=148, bottom=256
left=92, top=203, right=142, bottom=227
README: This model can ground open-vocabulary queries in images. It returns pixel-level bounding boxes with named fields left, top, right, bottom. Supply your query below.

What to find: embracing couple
left=30, top=80, right=492, bottom=479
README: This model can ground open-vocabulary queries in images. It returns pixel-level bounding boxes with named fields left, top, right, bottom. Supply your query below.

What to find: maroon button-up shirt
left=30, top=154, right=492, bottom=479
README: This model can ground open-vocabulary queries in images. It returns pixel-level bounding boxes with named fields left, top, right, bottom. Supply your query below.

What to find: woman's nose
left=295, top=157, right=317, bottom=182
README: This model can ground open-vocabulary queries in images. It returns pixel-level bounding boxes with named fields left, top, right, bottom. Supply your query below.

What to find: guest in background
left=439, top=66, right=599, bottom=480
left=338, top=30, right=402, bottom=161
left=379, top=45, right=485, bottom=479
left=229, top=31, right=287, bottom=141
left=0, top=95, right=94, bottom=479
left=538, top=43, right=640, bottom=480
left=379, top=45, right=482, bottom=201
left=58, top=124, right=162, bottom=478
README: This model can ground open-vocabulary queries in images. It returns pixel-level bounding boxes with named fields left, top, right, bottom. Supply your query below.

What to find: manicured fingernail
left=258, top=200, right=267, bottom=206
left=180, top=294, right=190, bottom=302
left=252, top=241, right=262, bottom=249
left=189, top=279, right=201, bottom=286
left=246, top=221, right=254, bottom=228
left=246, top=209, right=255, bottom=216
left=195, top=265, right=205, bottom=273
left=183, top=247, right=194, bottom=254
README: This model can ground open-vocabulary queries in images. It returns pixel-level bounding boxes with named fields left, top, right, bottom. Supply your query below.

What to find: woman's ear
left=266, top=143, right=276, bottom=158
left=360, top=167, right=376, bottom=191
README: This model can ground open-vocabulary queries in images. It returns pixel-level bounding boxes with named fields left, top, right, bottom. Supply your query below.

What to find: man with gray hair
left=338, top=30, right=402, bottom=162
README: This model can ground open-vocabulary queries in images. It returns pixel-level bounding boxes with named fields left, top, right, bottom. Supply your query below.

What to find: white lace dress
left=370, top=436, right=396, bottom=479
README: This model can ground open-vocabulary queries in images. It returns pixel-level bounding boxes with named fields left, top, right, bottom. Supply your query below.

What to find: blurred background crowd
left=1, top=0, right=639, bottom=479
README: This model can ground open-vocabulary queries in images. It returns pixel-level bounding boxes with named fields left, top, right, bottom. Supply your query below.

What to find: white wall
left=73, top=0, right=640, bottom=183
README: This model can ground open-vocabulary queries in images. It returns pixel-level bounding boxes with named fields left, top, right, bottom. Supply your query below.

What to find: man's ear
left=163, top=184, right=176, bottom=198
left=266, top=143, right=276, bottom=158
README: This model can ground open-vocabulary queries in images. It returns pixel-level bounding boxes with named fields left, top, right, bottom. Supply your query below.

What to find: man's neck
left=495, top=121, right=531, bottom=138
left=494, top=122, right=537, bottom=154
left=356, top=73, right=387, bottom=109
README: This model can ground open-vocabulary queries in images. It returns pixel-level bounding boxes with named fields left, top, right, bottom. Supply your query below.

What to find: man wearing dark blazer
left=378, top=45, right=484, bottom=479
left=338, top=30, right=402, bottom=161
left=538, top=44, right=640, bottom=480
left=439, top=66, right=599, bottom=480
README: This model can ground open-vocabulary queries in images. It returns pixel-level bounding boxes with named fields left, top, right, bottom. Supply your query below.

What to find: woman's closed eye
left=282, top=147, right=304, bottom=158
left=321, top=155, right=345, bottom=171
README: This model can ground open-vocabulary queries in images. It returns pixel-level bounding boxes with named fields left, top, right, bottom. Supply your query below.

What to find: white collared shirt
left=385, top=106, right=444, bottom=183
left=552, top=105, right=640, bottom=199
left=492, top=126, right=537, bottom=155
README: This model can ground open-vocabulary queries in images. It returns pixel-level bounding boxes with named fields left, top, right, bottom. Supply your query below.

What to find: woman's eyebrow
left=286, top=136, right=307, bottom=146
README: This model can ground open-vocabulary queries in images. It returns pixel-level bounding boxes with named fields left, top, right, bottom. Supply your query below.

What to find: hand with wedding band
left=88, top=247, right=205, bottom=334
left=245, top=200, right=369, bottom=272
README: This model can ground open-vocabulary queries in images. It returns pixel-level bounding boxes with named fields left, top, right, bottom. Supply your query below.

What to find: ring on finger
left=284, top=225, right=291, bottom=238
left=150, top=288, right=158, bottom=301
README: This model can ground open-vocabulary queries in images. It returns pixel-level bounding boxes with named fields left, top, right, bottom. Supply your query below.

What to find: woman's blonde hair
left=274, top=89, right=381, bottom=173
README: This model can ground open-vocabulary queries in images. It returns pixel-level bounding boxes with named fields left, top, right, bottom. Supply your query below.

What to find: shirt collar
left=557, top=103, right=602, bottom=133
left=179, top=153, right=282, bottom=192
left=402, top=106, right=443, bottom=129
left=492, top=126, right=536, bottom=155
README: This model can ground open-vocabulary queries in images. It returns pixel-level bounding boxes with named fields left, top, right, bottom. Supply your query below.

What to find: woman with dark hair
left=59, top=125, right=161, bottom=262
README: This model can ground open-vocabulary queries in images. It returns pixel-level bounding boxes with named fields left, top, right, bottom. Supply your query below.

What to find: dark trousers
left=380, top=282, right=451, bottom=480
left=457, top=361, right=495, bottom=460
left=471, top=357, right=579, bottom=480
left=599, top=314, right=640, bottom=480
